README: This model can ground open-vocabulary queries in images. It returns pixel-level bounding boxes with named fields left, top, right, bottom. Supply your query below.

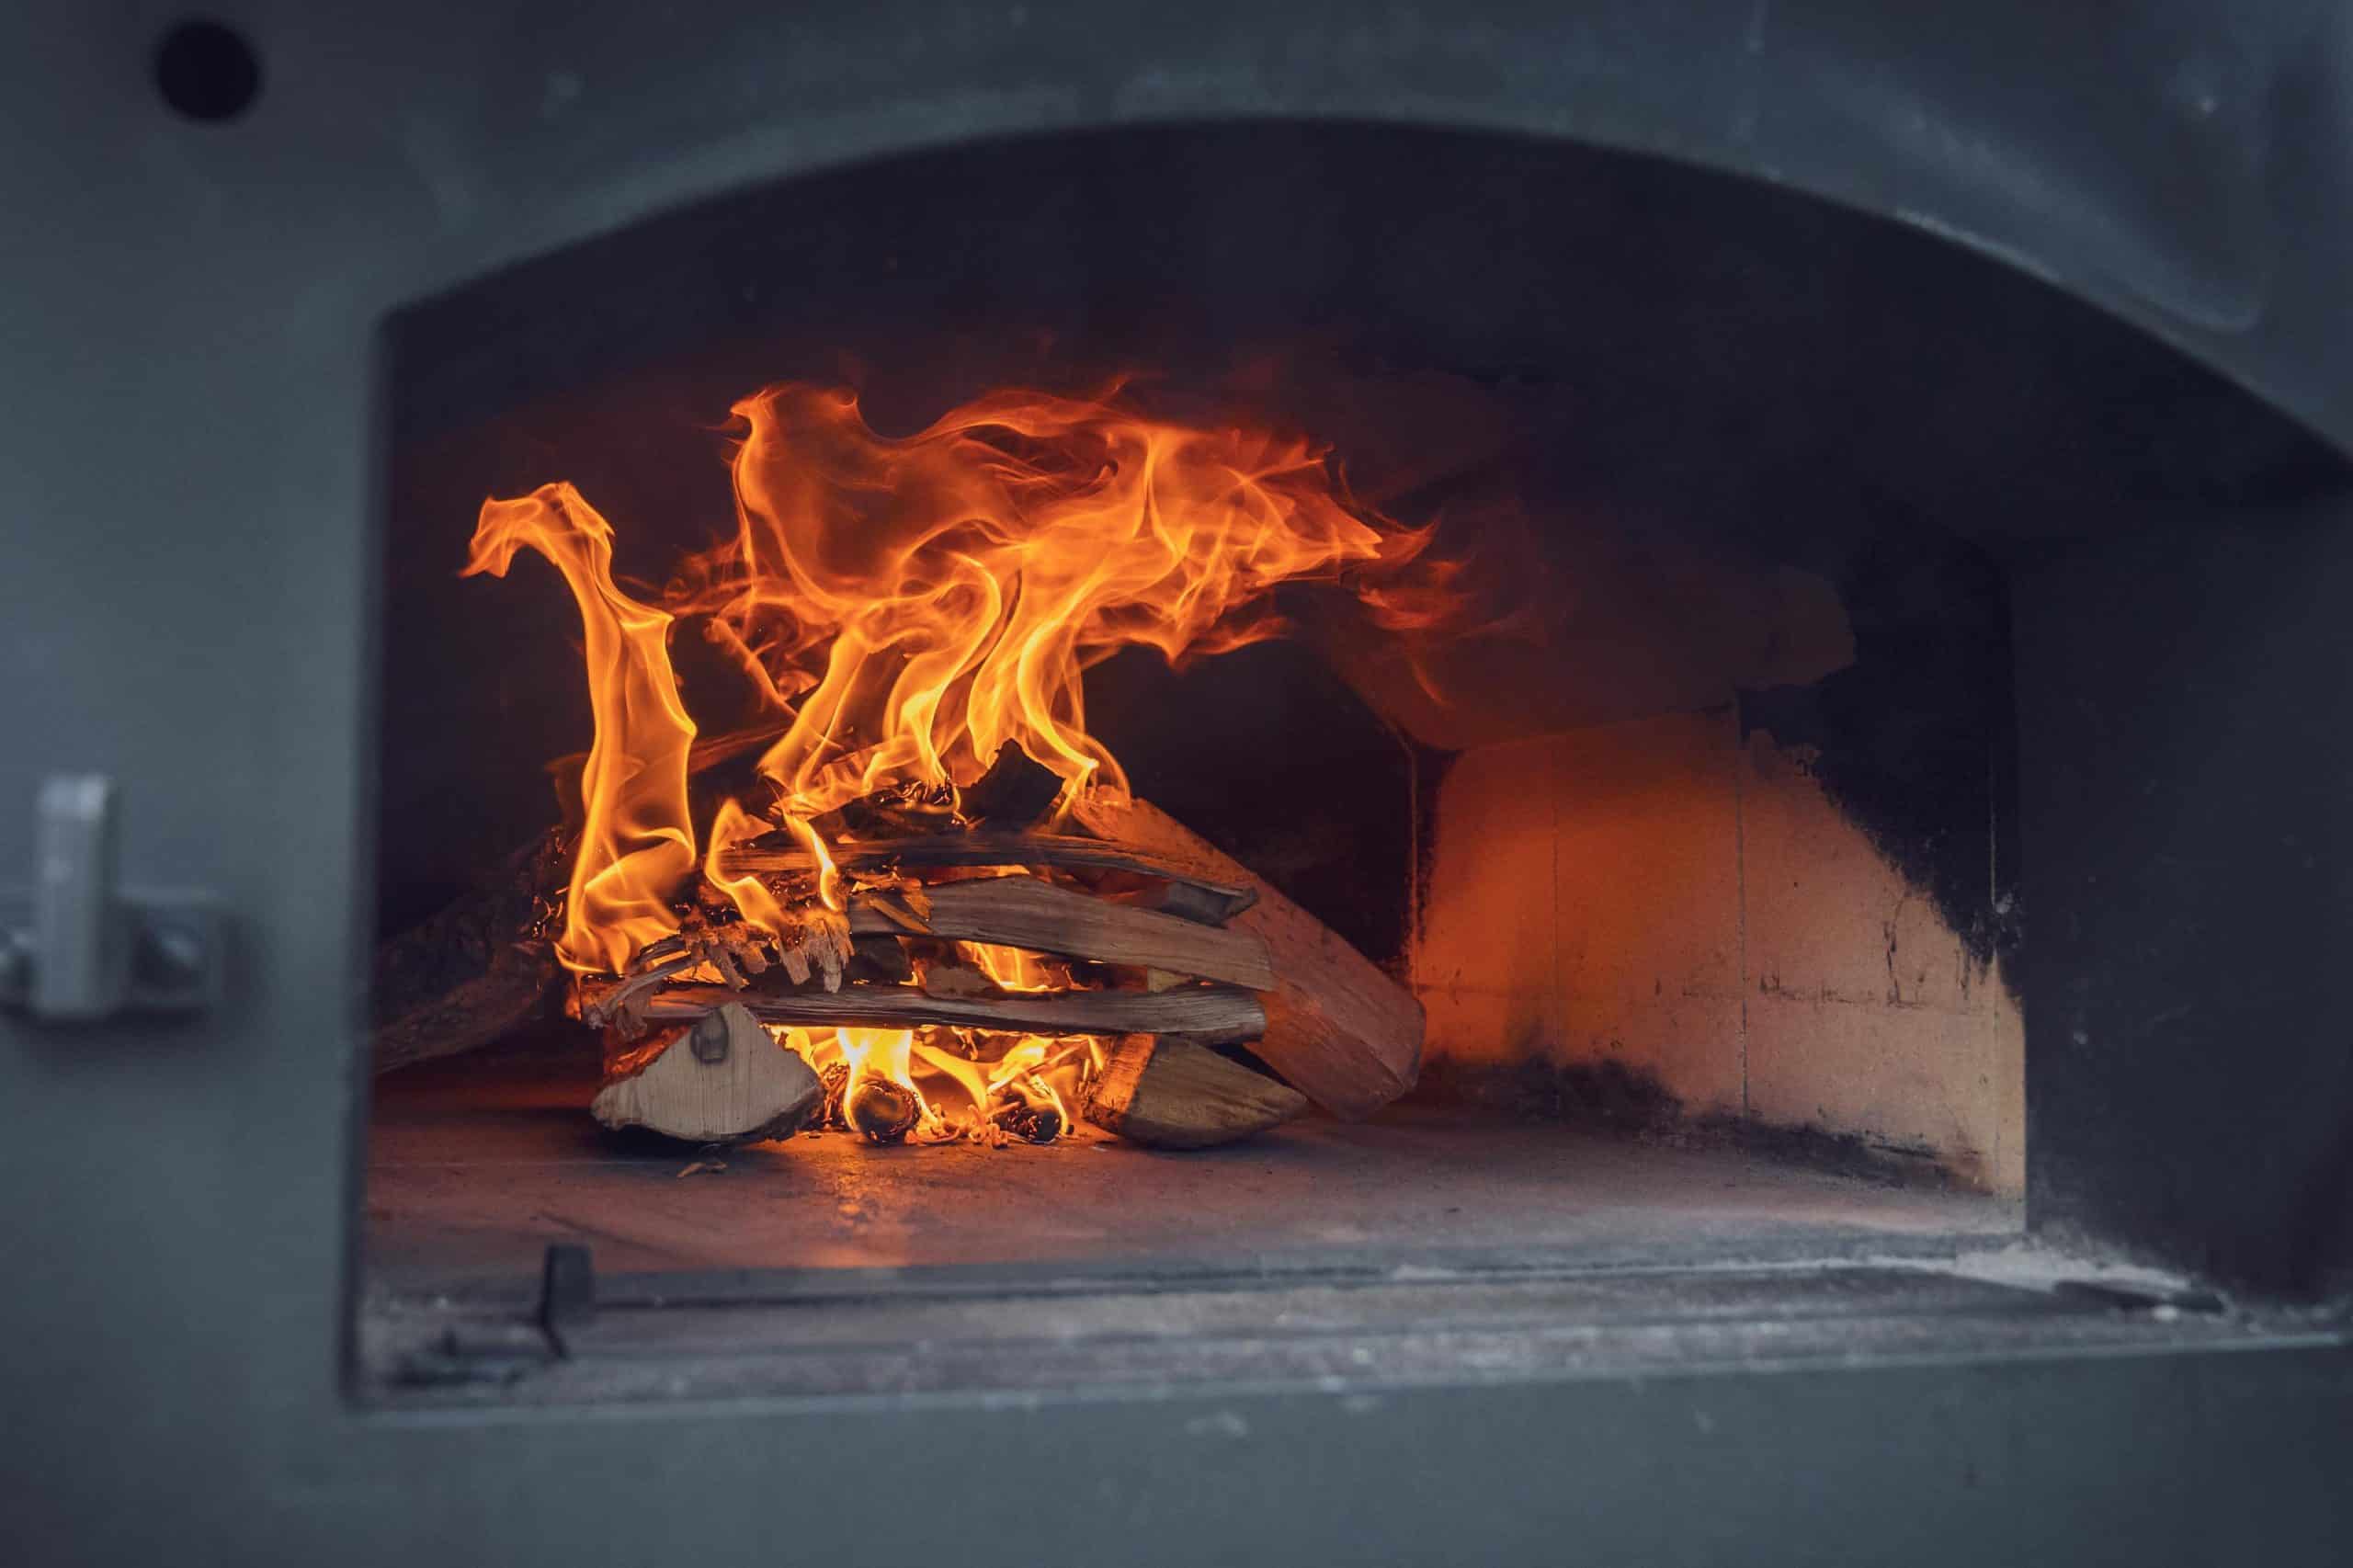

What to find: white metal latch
left=0, top=776, right=223, bottom=1021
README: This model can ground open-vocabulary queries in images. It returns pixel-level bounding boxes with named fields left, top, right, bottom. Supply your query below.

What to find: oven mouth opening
left=357, top=119, right=2348, bottom=1402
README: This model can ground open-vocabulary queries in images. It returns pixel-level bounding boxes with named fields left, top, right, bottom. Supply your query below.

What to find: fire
left=465, top=485, right=697, bottom=975
left=469, top=381, right=1438, bottom=1139
left=676, top=383, right=1429, bottom=821
left=775, top=1024, right=1099, bottom=1146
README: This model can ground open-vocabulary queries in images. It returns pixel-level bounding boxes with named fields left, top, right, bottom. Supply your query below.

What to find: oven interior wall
left=1420, top=711, right=2023, bottom=1192
left=1415, top=526, right=2024, bottom=1193
left=376, top=121, right=2347, bottom=1279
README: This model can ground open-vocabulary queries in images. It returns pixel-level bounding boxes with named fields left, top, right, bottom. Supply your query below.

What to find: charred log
left=956, top=740, right=1066, bottom=828
left=991, top=1100, right=1065, bottom=1144
left=844, top=934, right=916, bottom=985
left=845, top=1078, right=921, bottom=1144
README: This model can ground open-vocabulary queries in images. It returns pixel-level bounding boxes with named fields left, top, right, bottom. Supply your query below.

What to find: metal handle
left=1, top=775, right=222, bottom=1022
left=31, top=776, right=129, bottom=1019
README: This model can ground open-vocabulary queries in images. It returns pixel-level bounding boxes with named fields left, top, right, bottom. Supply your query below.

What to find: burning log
left=844, top=933, right=916, bottom=984
left=991, top=1099, right=1064, bottom=1144
left=641, top=980, right=1267, bottom=1045
left=954, top=739, right=1067, bottom=828
left=1082, top=1034, right=1308, bottom=1149
left=847, top=875, right=1274, bottom=990
left=843, top=1078, right=921, bottom=1144
left=1069, top=794, right=1423, bottom=1119
left=371, top=827, right=570, bottom=1075
left=722, top=832, right=1256, bottom=924
left=589, top=1003, right=823, bottom=1143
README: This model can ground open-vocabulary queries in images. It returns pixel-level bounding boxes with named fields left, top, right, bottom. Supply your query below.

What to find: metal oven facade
left=4, top=4, right=2351, bottom=1562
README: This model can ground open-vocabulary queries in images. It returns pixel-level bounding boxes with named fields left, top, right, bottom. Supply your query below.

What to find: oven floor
left=366, top=1050, right=2018, bottom=1290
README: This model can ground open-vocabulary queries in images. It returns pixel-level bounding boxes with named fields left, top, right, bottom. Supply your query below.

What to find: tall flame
left=672, top=384, right=1428, bottom=819
left=468, top=382, right=1435, bottom=980
left=463, top=483, right=697, bottom=974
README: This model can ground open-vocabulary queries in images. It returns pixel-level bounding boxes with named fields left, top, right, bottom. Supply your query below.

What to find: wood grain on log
left=1083, top=1034, right=1308, bottom=1149
left=642, top=980, right=1266, bottom=1045
left=845, top=875, right=1274, bottom=989
left=1068, top=794, right=1422, bottom=1119
left=720, top=832, right=1256, bottom=924
left=590, top=1003, right=822, bottom=1142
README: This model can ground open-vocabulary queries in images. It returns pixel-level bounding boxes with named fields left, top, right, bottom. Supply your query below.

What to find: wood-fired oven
left=5, top=6, right=2349, bottom=1563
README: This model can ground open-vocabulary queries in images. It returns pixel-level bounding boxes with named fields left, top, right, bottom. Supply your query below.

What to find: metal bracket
left=0, top=776, right=224, bottom=1021
left=537, top=1243, right=597, bottom=1357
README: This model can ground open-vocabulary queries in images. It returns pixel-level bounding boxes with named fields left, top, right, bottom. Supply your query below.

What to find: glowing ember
left=779, top=1023, right=1097, bottom=1146
left=468, top=381, right=1440, bottom=1142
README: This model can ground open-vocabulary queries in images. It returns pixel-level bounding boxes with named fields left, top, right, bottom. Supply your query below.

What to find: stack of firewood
left=371, top=744, right=1423, bottom=1151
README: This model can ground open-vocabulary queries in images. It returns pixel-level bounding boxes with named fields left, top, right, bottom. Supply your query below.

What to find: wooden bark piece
left=642, top=980, right=1266, bottom=1045
left=371, top=827, right=569, bottom=1074
left=721, top=832, right=1256, bottom=924
left=847, top=875, right=1275, bottom=990
left=1068, top=794, right=1422, bottom=1119
left=1083, top=1034, right=1308, bottom=1149
left=590, top=1002, right=822, bottom=1143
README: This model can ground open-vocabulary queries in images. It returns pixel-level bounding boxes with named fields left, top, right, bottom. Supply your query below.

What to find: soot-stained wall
left=1416, top=709, right=2024, bottom=1195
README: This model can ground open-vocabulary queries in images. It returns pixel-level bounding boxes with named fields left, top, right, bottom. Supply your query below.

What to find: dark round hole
left=153, top=18, right=262, bottom=123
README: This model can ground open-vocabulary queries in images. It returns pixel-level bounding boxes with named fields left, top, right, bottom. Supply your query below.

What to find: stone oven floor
left=366, top=1047, right=2019, bottom=1291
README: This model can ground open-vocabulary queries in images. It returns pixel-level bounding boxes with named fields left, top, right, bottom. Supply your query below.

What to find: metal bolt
left=689, top=1008, right=731, bottom=1063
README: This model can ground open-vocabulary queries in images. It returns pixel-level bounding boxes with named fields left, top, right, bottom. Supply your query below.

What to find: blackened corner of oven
left=1417, top=1054, right=1685, bottom=1132
left=1737, top=519, right=2024, bottom=984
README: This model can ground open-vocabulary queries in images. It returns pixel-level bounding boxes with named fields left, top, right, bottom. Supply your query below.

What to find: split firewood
left=919, top=964, right=996, bottom=999
left=371, top=827, right=571, bottom=1075
left=579, top=948, right=699, bottom=1036
left=581, top=909, right=853, bottom=1033
left=844, top=934, right=915, bottom=984
left=1120, top=878, right=1253, bottom=926
left=642, top=979, right=1267, bottom=1044
left=1082, top=1034, right=1308, bottom=1149
left=955, top=740, right=1067, bottom=828
left=1068, top=794, right=1423, bottom=1119
left=845, top=875, right=1274, bottom=990
left=721, top=832, right=1256, bottom=924
left=589, top=1002, right=823, bottom=1143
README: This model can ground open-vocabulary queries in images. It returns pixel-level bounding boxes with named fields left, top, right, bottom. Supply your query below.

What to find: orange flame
left=671, top=383, right=1431, bottom=820
left=963, top=939, right=1062, bottom=994
left=464, top=483, right=697, bottom=975
left=779, top=1024, right=1097, bottom=1144
left=702, top=799, right=796, bottom=934
left=472, top=382, right=1432, bottom=975
left=472, top=382, right=1440, bottom=1138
